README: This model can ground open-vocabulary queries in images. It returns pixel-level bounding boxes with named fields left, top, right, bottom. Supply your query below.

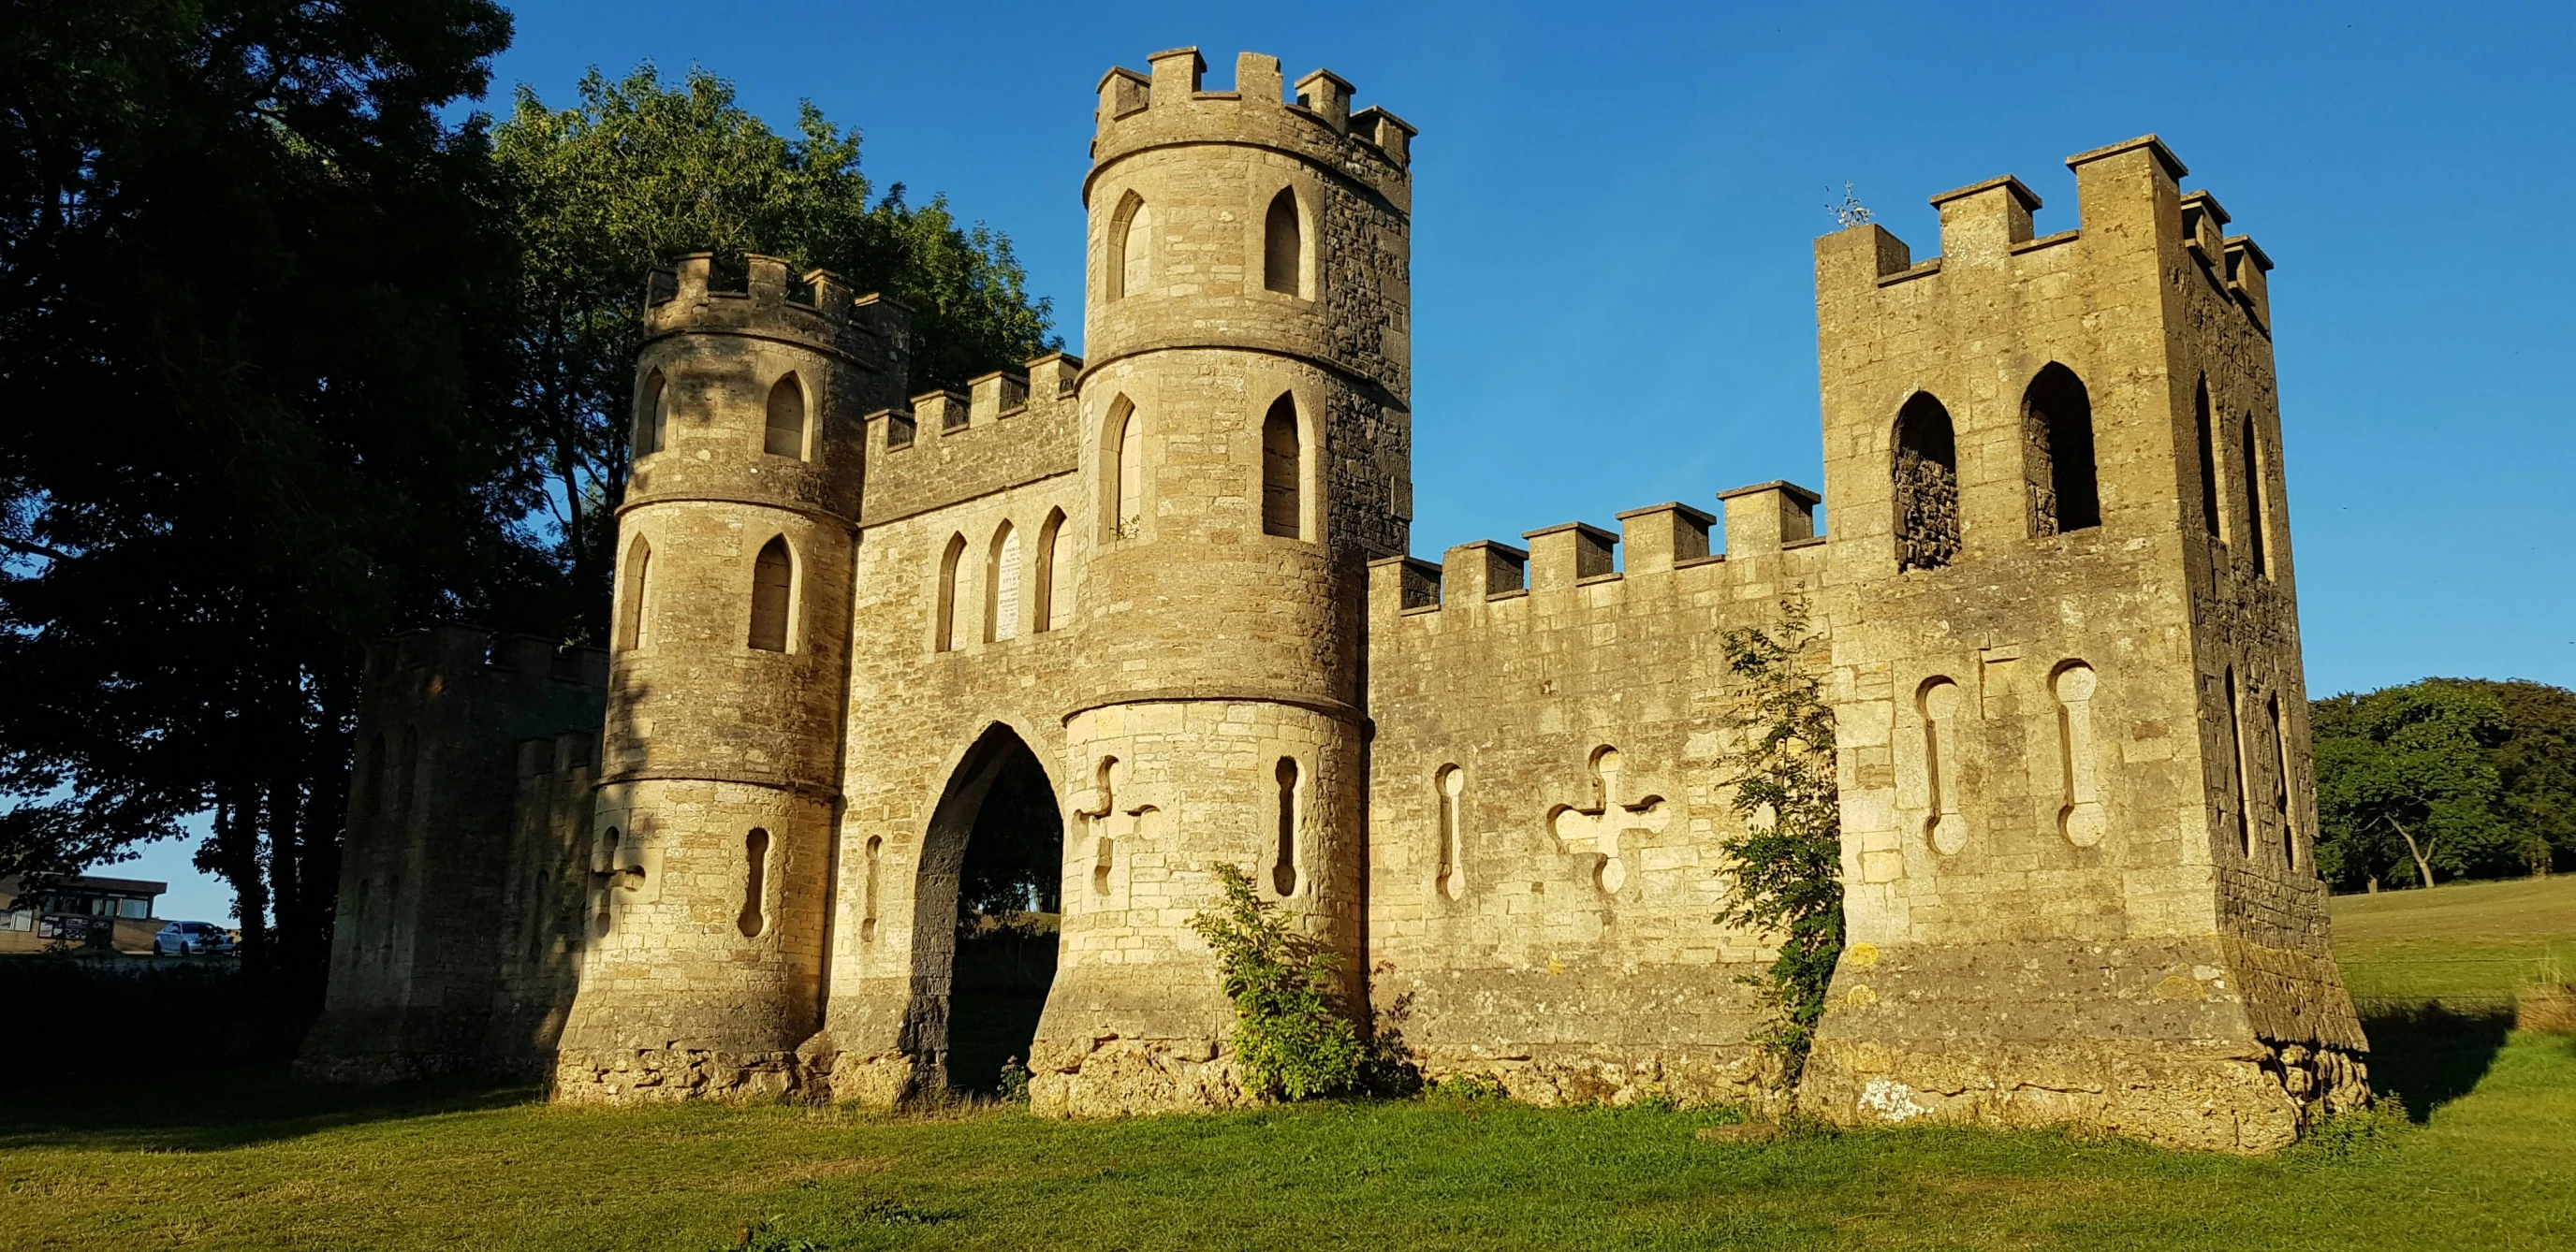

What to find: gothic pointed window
left=986, top=521, right=1021, bottom=643
left=2022, top=363, right=2100, bottom=535
left=936, top=533, right=968, bottom=652
left=749, top=536, right=792, bottom=652
left=636, top=371, right=669, bottom=457
left=1033, top=508, right=1069, bottom=633
left=1112, top=400, right=1143, bottom=539
left=1894, top=392, right=1960, bottom=571
left=1262, top=395, right=1301, bottom=539
left=618, top=536, right=651, bottom=651
left=765, top=373, right=807, bottom=459
left=1264, top=188, right=1303, bottom=297
left=1110, top=192, right=1149, bottom=300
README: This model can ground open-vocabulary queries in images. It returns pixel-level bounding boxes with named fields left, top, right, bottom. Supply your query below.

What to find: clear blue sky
left=125, top=1, right=2576, bottom=921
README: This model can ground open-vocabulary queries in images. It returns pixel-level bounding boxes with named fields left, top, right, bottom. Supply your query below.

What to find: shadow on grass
left=0, top=1068, right=540, bottom=1153
left=2359, top=1003, right=2514, bottom=1123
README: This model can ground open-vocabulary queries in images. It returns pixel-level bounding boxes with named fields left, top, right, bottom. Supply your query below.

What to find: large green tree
left=492, top=66, right=1058, bottom=633
left=0, top=0, right=533, bottom=1009
left=2311, top=682, right=2514, bottom=889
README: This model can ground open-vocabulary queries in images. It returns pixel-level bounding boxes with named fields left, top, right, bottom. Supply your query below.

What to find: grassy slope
left=2329, top=875, right=2576, bottom=1006
left=6, top=879, right=2570, bottom=1252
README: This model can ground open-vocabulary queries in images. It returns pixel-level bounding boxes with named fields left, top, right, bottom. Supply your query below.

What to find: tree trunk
left=2388, top=817, right=2437, bottom=889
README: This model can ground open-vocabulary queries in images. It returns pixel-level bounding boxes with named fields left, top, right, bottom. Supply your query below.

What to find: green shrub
left=1717, top=603, right=1845, bottom=1083
left=1188, top=863, right=1363, bottom=1101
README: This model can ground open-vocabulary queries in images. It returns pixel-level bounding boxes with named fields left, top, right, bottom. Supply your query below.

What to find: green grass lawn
left=7, top=879, right=2571, bottom=1252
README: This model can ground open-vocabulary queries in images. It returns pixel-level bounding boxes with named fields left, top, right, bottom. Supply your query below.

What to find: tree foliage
left=0, top=0, right=531, bottom=1004
left=1716, top=602, right=1844, bottom=1081
left=1187, top=863, right=1362, bottom=1102
left=2312, top=677, right=2576, bottom=888
left=2311, top=682, right=2511, bottom=889
left=491, top=66, right=1057, bottom=634
left=2, top=16, right=1060, bottom=1026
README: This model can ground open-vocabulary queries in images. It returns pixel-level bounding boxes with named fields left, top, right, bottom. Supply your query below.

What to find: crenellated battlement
left=860, top=351, right=1083, bottom=524
left=1369, top=480, right=1822, bottom=623
left=1089, top=49, right=1415, bottom=206
left=1817, top=134, right=2272, bottom=338
left=641, top=253, right=911, bottom=367
left=367, top=625, right=607, bottom=693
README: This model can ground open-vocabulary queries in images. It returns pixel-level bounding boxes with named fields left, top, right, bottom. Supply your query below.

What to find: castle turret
left=1031, top=49, right=1417, bottom=1114
left=1800, top=138, right=2368, bottom=1148
left=553, top=256, right=910, bottom=1100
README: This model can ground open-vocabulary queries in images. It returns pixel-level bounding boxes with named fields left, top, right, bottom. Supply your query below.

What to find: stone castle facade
left=300, top=48, right=2370, bottom=1151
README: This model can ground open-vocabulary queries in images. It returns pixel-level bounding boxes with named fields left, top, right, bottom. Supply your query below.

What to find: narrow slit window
left=860, top=836, right=883, bottom=942
left=2240, top=415, right=2270, bottom=575
left=936, top=533, right=968, bottom=652
left=749, top=536, right=792, bottom=652
left=765, top=373, right=808, bottom=459
left=2195, top=376, right=2222, bottom=537
left=1262, top=395, right=1301, bottom=539
left=2022, top=364, right=2100, bottom=535
left=1436, top=765, right=1466, bottom=901
left=618, top=537, right=651, bottom=651
left=1273, top=757, right=1300, bottom=897
left=1264, top=188, right=1303, bottom=296
left=1895, top=393, right=1960, bottom=571
left=1918, top=678, right=1966, bottom=853
left=2225, top=667, right=2252, bottom=857
left=738, top=828, right=769, bottom=937
left=2269, top=693, right=2295, bottom=866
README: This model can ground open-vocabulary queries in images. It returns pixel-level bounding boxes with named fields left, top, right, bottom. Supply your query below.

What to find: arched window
left=2240, top=415, right=2270, bottom=576
left=1894, top=392, right=1960, bottom=572
left=1109, top=192, right=1149, bottom=301
left=1264, top=188, right=1304, bottom=297
left=2022, top=364, right=2100, bottom=534
left=764, top=373, right=807, bottom=459
left=986, top=521, right=1021, bottom=643
left=748, top=536, right=792, bottom=652
left=617, top=536, right=651, bottom=651
left=635, top=371, right=669, bottom=458
left=1033, top=508, right=1069, bottom=633
left=936, top=533, right=969, bottom=652
left=1262, top=395, right=1302, bottom=539
left=1113, top=400, right=1142, bottom=539
left=1272, top=757, right=1300, bottom=897
left=2194, top=375, right=2221, bottom=537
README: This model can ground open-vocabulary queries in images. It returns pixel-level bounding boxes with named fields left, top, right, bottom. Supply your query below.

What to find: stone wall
left=1366, top=488, right=1824, bottom=1108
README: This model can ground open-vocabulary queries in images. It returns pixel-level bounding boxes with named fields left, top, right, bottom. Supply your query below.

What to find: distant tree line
left=2312, top=678, right=2576, bottom=891
left=1, top=0, right=1055, bottom=1018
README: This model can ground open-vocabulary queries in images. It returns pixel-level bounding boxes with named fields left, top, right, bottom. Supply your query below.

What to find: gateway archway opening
left=913, top=723, right=1062, bottom=1095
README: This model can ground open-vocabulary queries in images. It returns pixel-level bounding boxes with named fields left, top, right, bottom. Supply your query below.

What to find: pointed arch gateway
left=904, top=723, right=1065, bottom=1096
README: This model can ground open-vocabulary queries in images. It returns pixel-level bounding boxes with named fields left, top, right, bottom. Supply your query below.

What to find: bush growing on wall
left=1189, top=863, right=1362, bottom=1101
left=1717, top=603, right=1845, bottom=1083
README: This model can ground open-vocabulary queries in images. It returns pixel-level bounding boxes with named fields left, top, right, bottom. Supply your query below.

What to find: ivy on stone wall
left=1718, top=602, right=1846, bottom=1083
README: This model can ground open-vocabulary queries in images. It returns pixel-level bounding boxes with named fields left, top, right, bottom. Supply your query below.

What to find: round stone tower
left=1034, top=49, right=1417, bottom=1114
left=554, top=255, right=909, bottom=1101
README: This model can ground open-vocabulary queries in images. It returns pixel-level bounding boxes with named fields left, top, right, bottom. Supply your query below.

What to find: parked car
left=154, top=921, right=235, bottom=956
